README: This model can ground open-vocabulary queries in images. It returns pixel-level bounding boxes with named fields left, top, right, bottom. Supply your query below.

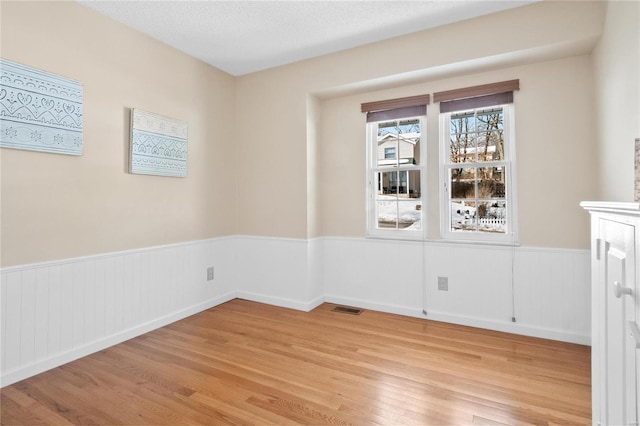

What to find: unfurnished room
left=0, top=0, right=639, bottom=424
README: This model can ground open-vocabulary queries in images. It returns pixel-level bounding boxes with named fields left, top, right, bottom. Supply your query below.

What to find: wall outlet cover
left=438, top=276, right=448, bottom=291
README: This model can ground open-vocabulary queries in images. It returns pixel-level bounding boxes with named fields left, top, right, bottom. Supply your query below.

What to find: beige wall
left=0, top=2, right=237, bottom=267
left=1, top=1, right=613, bottom=267
left=592, top=0, right=640, bottom=201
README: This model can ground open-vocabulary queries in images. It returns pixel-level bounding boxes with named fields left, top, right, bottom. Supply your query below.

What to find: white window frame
left=439, top=104, right=518, bottom=244
left=366, top=115, right=426, bottom=240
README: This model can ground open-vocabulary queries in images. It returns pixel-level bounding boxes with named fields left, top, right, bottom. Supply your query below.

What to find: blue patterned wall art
left=130, top=109, right=188, bottom=177
left=0, top=58, right=83, bottom=155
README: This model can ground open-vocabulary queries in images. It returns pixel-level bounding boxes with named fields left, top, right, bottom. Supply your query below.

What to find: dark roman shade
left=361, top=94, right=430, bottom=122
left=434, top=79, right=519, bottom=113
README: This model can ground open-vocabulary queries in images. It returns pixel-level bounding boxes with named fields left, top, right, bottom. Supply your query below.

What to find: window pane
left=377, top=121, right=397, bottom=167
left=378, top=120, right=398, bottom=137
left=450, top=112, right=475, bottom=134
left=477, top=167, right=505, bottom=198
left=377, top=171, right=398, bottom=196
left=450, top=167, right=475, bottom=199
left=450, top=133, right=476, bottom=163
left=397, top=118, right=420, bottom=134
left=450, top=201, right=476, bottom=232
left=376, top=197, right=422, bottom=230
left=399, top=134, right=420, bottom=166
left=377, top=118, right=421, bottom=167
left=476, top=108, right=503, bottom=132
left=476, top=130, right=504, bottom=161
left=377, top=136, right=397, bottom=167
left=450, top=112, right=475, bottom=163
left=477, top=200, right=507, bottom=233
left=406, top=170, right=421, bottom=199
left=397, top=171, right=408, bottom=195
left=398, top=200, right=421, bottom=230
left=376, top=200, right=397, bottom=229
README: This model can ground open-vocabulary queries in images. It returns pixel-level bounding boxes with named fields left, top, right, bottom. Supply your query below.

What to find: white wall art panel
left=130, top=108, right=188, bottom=177
left=0, top=238, right=236, bottom=387
left=0, top=59, right=83, bottom=155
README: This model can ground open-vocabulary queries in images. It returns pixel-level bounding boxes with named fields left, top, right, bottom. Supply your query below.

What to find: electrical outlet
left=437, top=276, right=448, bottom=291
left=207, top=266, right=214, bottom=281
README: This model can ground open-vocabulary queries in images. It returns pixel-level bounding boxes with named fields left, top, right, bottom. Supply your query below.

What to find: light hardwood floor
left=1, top=299, right=590, bottom=425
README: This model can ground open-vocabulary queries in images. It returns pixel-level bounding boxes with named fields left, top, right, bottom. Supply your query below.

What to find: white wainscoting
left=1, top=235, right=590, bottom=387
left=322, top=237, right=590, bottom=345
left=0, top=238, right=237, bottom=387
left=234, top=235, right=324, bottom=311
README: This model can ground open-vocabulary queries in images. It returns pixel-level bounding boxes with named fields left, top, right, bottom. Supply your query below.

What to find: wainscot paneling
left=233, top=235, right=324, bottom=311
left=0, top=238, right=236, bottom=387
left=322, top=237, right=590, bottom=345
left=1, top=235, right=590, bottom=387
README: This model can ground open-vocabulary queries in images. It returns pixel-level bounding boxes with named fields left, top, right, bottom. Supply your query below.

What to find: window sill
left=428, top=237, right=521, bottom=248
left=365, top=234, right=521, bottom=247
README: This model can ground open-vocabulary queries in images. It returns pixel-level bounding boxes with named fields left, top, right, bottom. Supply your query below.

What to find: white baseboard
left=237, top=291, right=324, bottom=313
left=325, top=294, right=590, bottom=346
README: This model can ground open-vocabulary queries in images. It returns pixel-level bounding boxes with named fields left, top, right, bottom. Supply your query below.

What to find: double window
left=363, top=80, right=518, bottom=243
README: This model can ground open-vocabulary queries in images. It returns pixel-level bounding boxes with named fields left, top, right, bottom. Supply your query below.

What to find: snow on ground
left=376, top=195, right=421, bottom=229
left=450, top=201, right=506, bottom=233
left=375, top=198, right=506, bottom=232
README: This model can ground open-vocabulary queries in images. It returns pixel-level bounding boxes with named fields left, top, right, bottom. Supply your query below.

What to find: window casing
left=440, top=104, right=517, bottom=243
left=367, top=116, right=425, bottom=239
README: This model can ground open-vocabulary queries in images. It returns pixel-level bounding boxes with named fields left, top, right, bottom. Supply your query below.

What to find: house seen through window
left=362, top=85, right=517, bottom=243
left=362, top=94, right=429, bottom=238
left=368, top=117, right=424, bottom=235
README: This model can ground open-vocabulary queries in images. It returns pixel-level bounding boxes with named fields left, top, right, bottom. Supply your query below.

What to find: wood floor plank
left=1, top=300, right=591, bottom=425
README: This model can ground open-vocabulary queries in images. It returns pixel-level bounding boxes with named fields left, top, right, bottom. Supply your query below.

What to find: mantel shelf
left=580, top=201, right=640, bottom=215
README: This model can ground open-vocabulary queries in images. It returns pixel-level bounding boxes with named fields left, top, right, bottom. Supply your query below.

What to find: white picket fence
left=478, top=217, right=506, bottom=226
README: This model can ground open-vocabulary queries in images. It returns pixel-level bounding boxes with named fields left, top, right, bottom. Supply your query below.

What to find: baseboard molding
left=324, top=294, right=590, bottom=346
left=1, top=291, right=236, bottom=387
left=236, top=291, right=324, bottom=313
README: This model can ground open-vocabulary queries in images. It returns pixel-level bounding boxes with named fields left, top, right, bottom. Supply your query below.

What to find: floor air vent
left=332, top=306, right=363, bottom=315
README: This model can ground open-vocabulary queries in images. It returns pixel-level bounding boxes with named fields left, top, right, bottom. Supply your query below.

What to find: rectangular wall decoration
left=0, top=59, right=83, bottom=155
left=130, top=109, right=188, bottom=177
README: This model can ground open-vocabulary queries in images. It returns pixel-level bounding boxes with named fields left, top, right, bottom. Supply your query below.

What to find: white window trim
left=366, top=116, right=426, bottom=240
left=438, top=104, right=518, bottom=245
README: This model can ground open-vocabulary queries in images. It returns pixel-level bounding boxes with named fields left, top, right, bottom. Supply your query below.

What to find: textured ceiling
left=79, top=1, right=535, bottom=76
